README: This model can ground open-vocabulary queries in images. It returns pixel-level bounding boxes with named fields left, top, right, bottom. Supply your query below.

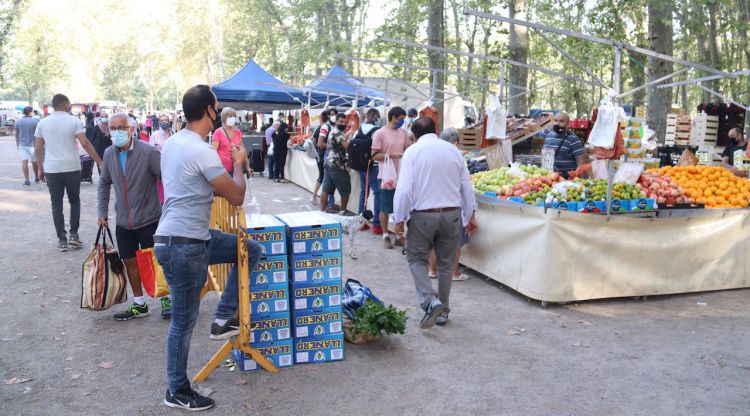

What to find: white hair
left=440, top=127, right=459, bottom=144
left=110, top=112, right=136, bottom=128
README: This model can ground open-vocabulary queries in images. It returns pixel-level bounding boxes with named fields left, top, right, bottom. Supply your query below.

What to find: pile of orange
left=646, top=166, right=750, bottom=208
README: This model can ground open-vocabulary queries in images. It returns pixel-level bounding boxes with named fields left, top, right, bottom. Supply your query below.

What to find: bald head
left=411, top=117, right=436, bottom=140
left=554, top=111, right=570, bottom=126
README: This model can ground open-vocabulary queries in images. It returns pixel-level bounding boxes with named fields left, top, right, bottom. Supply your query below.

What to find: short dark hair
left=336, top=113, right=346, bottom=121
left=23, top=106, right=33, bottom=115
left=320, top=112, right=329, bottom=123
left=278, top=112, right=285, bottom=119
left=327, top=108, right=338, bottom=115
left=51, top=94, right=70, bottom=110
left=269, top=117, right=274, bottom=123
left=366, top=108, right=380, bottom=119
left=411, top=117, right=436, bottom=139
left=407, top=108, right=418, bottom=117
left=388, top=106, right=406, bottom=122
left=182, top=85, right=216, bottom=122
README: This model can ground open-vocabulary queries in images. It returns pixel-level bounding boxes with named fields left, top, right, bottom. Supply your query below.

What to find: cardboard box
left=579, top=200, right=605, bottom=213
left=250, top=255, right=288, bottom=289
left=276, top=212, right=342, bottom=255
left=291, top=281, right=342, bottom=311
left=609, top=199, right=631, bottom=212
left=250, top=284, right=289, bottom=317
left=290, top=252, right=343, bottom=286
left=249, top=311, right=291, bottom=345
left=232, top=339, right=294, bottom=371
left=294, top=333, right=345, bottom=364
left=246, top=214, right=287, bottom=257
left=292, top=307, right=343, bottom=338
left=630, top=198, right=656, bottom=211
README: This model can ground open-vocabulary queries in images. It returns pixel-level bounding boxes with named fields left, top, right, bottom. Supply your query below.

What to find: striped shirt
left=540, top=130, right=585, bottom=173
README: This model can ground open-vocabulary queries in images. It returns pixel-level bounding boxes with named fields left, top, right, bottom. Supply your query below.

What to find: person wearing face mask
left=153, top=85, right=259, bottom=411
left=721, top=127, right=748, bottom=177
left=97, top=112, right=170, bottom=321
left=320, top=113, right=354, bottom=213
left=150, top=114, right=173, bottom=151
left=34, top=94, right=102, bottom=251
left=91, top=111, right=112, bottom=173
left=212, top=107, right=251, bottom=175
left=540, top=111, right=585, bottom=179
left=371, top=106, right=410, bottom=249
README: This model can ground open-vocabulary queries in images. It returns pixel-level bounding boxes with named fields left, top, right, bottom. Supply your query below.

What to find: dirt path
left=0, top=135, right=748, bottom=415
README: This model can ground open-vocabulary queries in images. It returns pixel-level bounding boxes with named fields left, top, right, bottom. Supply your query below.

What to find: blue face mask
left=112, top=130, right=130, bottom=147
left=395, top=118, right=404, bottom=129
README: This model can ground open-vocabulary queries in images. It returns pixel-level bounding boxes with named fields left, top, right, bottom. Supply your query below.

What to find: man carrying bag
left=97, top=112, right=170, bottom=321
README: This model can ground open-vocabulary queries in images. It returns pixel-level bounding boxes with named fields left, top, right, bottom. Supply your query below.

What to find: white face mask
left=226, top=117, right=237, bottom=127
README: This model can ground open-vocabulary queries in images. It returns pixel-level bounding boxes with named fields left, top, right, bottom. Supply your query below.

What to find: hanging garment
left=485, top=94, right=508, bottom=140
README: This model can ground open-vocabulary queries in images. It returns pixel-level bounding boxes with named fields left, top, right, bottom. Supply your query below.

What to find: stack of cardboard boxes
left=277, top=212, right=345, bottom=365
left=233, top=215, right=293, bottom=371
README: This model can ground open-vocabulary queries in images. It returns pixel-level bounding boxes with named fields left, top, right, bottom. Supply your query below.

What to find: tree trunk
left=707, top=0, right=722, bottom=92
left=647, top=0, right=674, bottom=144
left=450, top=0, right=462, bottom=92
left=427, top=0, right=445, bottom=130
left=508, top=0, right=529, bottom=115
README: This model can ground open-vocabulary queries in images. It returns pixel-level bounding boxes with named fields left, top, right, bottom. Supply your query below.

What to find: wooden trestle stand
left=194, top=197, right=278, bottom=382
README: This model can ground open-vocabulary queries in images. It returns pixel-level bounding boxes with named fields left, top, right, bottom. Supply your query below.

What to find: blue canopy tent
left=213, top=59, right=324, bottom=111
left=305, top=65, right=385, bottom=108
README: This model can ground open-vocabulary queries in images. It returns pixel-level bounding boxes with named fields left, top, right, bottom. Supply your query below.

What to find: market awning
left=213, top=59, right=317, bottom=111
left=305, top=65, right=385, bottom=107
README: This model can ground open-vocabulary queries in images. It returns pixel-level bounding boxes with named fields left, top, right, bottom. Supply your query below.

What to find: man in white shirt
left=35, top=94, right=102, bottom=252
left=393, top=117, right=478, bottom=329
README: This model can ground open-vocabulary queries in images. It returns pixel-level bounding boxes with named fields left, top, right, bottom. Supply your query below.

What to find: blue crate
left=294, top=333, right=344, bottom=364
left=250, top=255, right=288, bottom=289
left=289, top=252, right=342, bottom=286
left=246, top=214, right=287, bottom=257
left=276, top=211, right=342, bottom=256
left=292, top=307, right=343, bottom=338
left=249, top=311, right=291, bottom=345
left=291, top=281, right=342, bottom=312
left=232, top=339, right=294, bottom=371
left=249, top=283, right=289, bottom=317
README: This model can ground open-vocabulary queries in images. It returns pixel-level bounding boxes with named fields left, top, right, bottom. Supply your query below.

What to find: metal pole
left=384, top=79, right=390, bottom=119
left=618, top=67, right=689, bottom=98
left=606, top=46, right=623, bottom=218
left=696, top=83, right=750, bottom=111
left=658, top=68, right=750, bottom=89
left=536, top=30, right=610, bottom=89
left=499, top=63, right=506, bottom=102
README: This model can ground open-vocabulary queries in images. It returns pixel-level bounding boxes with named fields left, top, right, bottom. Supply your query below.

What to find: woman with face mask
left=149, top=114, right=173, bottom=151
left=90, top=112, right=112, bottom=173
left=212, top=107, right=251, bottom=175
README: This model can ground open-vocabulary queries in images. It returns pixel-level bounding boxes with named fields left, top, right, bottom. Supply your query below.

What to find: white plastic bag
left=613, top=162, right=644, bottom=185
left=507, top=162, right=528, bottom=179
left=303, top=137, right=318, bottom=160
left=485, top=94, right=507, bottom=139
left=267, top=142, right=274, bottom=156
left=380, top=154, right=398, bottom=190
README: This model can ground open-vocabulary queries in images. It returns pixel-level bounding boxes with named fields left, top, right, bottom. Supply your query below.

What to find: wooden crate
left=457, top=128, right=482, bottom=149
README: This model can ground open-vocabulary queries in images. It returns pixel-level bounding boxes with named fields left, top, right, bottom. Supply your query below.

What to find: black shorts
left=116, top=221, right=159, bottom=260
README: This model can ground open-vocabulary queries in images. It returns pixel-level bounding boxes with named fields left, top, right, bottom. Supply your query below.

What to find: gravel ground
left=0, top=135, right=748, bottom=416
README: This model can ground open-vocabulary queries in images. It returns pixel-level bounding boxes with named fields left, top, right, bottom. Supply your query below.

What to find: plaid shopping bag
left=81, top=225, right=127, bottom=310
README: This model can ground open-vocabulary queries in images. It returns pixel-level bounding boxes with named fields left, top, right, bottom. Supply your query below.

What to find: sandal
left=452, top=273, right=470, bottom=281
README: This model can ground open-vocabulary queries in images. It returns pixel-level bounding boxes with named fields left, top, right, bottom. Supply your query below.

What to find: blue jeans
left=154, top=230, right=262, bottom=394
left=267, top=155, right=275, bottom=179
left=358, top=165, right=380, bottom=225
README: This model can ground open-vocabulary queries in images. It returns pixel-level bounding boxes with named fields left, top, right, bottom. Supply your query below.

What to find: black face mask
left=730, top=136, right=739, bottom=145
left=336, top=123, right=346, bottom=131
left=552, top=124, right=565, bottom=134
left=207, top=106, right=218, bottom=124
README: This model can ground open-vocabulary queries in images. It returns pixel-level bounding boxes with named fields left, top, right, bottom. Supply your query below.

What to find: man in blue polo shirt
left=540, top=111, right=585, bottom=179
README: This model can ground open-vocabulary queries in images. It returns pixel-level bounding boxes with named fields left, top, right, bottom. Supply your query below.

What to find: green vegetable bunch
left=348, top=300, right=407, bottom=338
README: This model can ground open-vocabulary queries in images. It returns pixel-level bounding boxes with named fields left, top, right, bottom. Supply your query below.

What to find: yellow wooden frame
left=194, top=197, right=278, bottom=382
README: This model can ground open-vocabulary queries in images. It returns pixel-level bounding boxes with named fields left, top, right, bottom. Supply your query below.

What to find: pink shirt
left=372, top=126, right=410, bottom=177
left=213, top=127, right=242, bottom=173
left=145, top=118, right=152, bottom=127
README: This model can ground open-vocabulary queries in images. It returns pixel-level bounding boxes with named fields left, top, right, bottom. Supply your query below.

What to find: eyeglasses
left=110, top=126, right=131, bottom=132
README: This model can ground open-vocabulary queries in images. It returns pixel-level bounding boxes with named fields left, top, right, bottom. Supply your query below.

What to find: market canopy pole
left=535, top=30, right=609, bottom=90
left=657, top=68, right=750, bottom=89
left=695, top=83, right=749, bottom=111
left=380, top=37, right=601, bottom=87
left=618, top=67, right=690, bottom=99
left=463, top=7, right=730, bottom=77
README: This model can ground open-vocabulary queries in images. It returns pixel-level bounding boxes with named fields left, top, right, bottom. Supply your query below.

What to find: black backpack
left=348, top=126, right=380, bottom=172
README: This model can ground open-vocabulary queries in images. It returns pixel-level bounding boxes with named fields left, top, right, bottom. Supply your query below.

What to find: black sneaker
left=164, top=383, right=214, bottom=411
left=160, top=297, right=172, bottom=320
left=68, top=233, right=83, bottom=248
left=420, top=298, right=447, bottom=329
left=23, top=180, right=30, bottom=186
left=57, top=240, right=69, bottom=252
left=114, top=302, right=150, bottom=321
left=210, top=318, right=240, bottom=340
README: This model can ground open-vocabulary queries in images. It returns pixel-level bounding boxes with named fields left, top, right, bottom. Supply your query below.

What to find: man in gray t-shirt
left=15, top=106, right=39, bottom=185
left=153, top=85, right=262, bottom=412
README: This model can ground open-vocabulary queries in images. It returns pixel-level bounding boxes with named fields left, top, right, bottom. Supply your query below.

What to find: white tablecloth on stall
left=461, top=199, right=750, bottom=302
left=285, top=149, right=374, bottom=213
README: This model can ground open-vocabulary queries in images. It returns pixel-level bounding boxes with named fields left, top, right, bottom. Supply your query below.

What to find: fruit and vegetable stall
left=459, top=163, right=750, bottom=305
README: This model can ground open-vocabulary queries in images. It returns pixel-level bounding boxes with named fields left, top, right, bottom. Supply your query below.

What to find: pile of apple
left=638, top=172, right=693, bottom=205
left=510, top=174, right=562, bottom=202
left=471, top=165, right=558, bottom=195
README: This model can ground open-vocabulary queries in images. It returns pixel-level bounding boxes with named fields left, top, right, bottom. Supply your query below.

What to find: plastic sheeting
left=460, top=198, right=750, bottom=302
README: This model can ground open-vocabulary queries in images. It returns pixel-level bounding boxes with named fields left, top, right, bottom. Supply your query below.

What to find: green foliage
left=348, top=300, right=407, bottom=338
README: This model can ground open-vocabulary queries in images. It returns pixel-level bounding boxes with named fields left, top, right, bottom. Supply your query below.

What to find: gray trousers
left=406, top=210, right=461, bottom=311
